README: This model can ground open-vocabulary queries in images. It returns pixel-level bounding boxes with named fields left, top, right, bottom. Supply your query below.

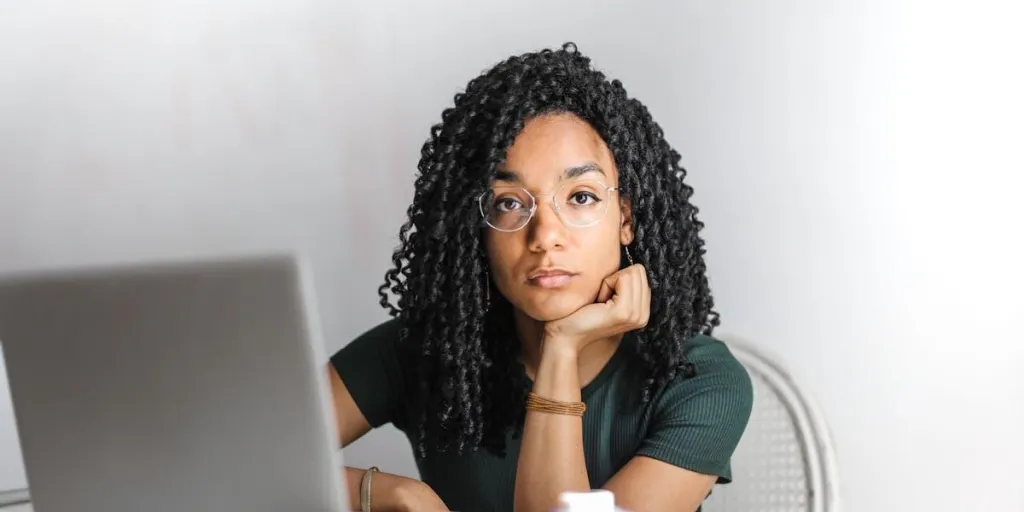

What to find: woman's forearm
left=514, top=342, right=591, bottom=512
left=343, top=466, right=426, bottom=512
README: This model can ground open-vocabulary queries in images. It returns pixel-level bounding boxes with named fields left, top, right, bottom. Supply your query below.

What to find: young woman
left=327, top=43, right=753, bottom=512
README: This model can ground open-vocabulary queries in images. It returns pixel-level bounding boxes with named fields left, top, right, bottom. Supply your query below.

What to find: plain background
left=1, top=0, right=1022, bottom=510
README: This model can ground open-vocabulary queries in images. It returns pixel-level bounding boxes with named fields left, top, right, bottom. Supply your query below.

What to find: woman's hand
left=542, top=264, right=651, bottom=354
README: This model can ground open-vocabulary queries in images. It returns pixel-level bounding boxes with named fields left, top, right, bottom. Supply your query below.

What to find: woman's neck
left=513, top=309, right=623, bottom=388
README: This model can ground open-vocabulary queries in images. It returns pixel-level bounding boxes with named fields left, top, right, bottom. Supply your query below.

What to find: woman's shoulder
left=627, top=333, right=755, bottom=484
left=335, top=316, right=406, bottom=356
left=352, top=316, right=402, bottom=342
left=682, top=333, right=749, bottom=375
left=329, top=317, right=412, bottom=429
left=652, top=333, right=754, bottom=420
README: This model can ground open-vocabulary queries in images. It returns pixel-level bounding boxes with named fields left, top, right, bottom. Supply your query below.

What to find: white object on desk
left=558, top=489, right=619, bottom=512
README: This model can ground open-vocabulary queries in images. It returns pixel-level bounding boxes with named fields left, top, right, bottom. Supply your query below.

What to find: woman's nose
left=526, top=198, right=567, bottom=251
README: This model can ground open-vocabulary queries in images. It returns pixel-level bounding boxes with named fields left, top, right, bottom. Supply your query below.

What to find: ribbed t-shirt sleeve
left=635, top=336, right=754, bottom=483
left=329, top=318, right=408, bottom=429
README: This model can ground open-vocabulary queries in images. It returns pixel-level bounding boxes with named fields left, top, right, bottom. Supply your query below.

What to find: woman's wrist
left=539, top=334, right=581, bottom=362
left=534, top=336, right=582, bottom=402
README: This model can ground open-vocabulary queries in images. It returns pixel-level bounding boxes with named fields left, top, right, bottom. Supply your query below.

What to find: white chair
left=703, top=340, right=841, bottom=512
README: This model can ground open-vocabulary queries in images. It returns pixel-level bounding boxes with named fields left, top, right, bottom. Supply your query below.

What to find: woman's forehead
left=499, top=113, right=617, bottom=185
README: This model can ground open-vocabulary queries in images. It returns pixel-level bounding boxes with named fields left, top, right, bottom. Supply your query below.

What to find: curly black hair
left=378, top=42, right=719, bottom=458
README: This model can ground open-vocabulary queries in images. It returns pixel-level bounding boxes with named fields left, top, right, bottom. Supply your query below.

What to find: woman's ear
left=619, top=197, right=634, bottom=246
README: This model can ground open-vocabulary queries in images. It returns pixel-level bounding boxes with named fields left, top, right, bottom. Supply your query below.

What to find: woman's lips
left=527, top=270, right=577, bottom=289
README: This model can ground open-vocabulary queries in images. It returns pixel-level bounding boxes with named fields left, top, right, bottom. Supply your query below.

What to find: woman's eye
left=568, top=192, right=599, bottom=206
left=494, top=198, right=524, bottom=212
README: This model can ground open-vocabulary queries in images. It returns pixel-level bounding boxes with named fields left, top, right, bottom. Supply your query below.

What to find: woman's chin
left=517, top=295, right=590, bottom=322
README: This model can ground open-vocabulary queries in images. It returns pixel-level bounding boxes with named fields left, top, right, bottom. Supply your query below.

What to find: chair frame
left=724, top=338, right=842, bottom=512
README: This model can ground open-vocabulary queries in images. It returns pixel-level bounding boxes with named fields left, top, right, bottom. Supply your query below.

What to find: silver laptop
left=0, top=255, right=348, bottom=512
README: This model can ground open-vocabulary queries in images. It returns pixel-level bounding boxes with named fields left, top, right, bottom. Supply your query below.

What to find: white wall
left=1, top=0, right=1021, bottom=510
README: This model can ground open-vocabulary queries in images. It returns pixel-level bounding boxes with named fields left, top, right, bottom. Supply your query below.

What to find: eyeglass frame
left=476, top=179, right=621, bottom=233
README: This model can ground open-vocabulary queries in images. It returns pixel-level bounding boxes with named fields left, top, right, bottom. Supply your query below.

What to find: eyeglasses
left=477, top=179, right=619, bottom=232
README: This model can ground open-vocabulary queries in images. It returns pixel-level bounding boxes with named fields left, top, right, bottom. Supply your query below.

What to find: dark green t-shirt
left=331, top=319, right=753, bottom=511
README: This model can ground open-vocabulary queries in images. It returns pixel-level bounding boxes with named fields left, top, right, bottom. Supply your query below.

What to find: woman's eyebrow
left=494, top=163, right=605, bottom=183
left=563, top=162, right=605, bottom=180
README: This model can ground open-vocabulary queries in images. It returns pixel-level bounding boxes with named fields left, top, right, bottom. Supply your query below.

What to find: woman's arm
left=513, top=343, right=591, bottom=512
left=514, top=265, right=650, bottom=512
left=603, top=457, right=718, bottom=512
left=341, top=467, right=444, bottom=512
left=329, top=366, right=449, bottom=512
left=513, top=262, right=751, bottom=512
left=514, top=344, right=737, bottom=512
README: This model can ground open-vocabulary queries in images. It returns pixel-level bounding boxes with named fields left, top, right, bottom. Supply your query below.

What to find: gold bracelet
left=360, top=466, right=379, bottom=512
left=525, top=392, right=586, bottom=416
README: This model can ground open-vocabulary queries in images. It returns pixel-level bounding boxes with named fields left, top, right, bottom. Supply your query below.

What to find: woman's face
left=483, top=113, right=633, bottom=322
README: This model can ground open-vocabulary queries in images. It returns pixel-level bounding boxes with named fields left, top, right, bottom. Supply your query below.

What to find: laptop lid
left=0, top=255, right=347, bottom=512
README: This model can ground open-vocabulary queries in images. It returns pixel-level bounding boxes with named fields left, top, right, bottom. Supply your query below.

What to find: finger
left=597, top=268, right=631, bottom=302
left=632, top=266, right=644, bottom=323
left=610, top=269, right=638, bottom=324
left=629, top=266, right=645, bottom=326
left=637, top=265, right=651, bottom=327
left=596, top=272, right=617, bottom=303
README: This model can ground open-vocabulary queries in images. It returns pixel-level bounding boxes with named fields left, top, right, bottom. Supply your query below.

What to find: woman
left=328, top=43, right=753, bottom=512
